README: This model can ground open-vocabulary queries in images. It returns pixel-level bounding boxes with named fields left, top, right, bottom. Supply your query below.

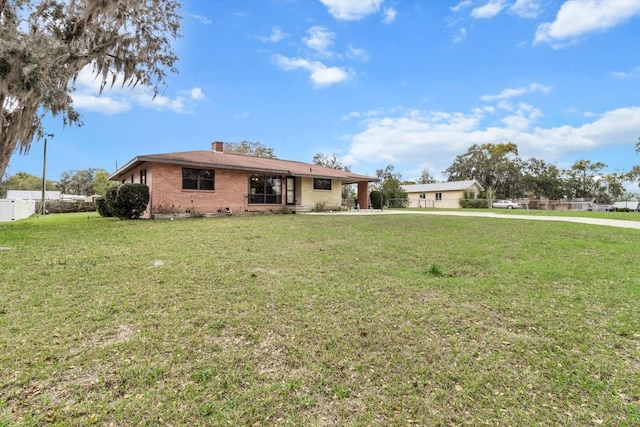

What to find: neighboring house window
left=249, top=175, right=282, bottom=204
left=183, top=168, right=214, bottom=190
left=130, top=175, right=134, bottom=183
left=140, top=169, right=147, bottom=184
left=435, top=192, right=442, bottom=201
left=313, top=178, right=331, bottom=191
left=419, top=193, right=426, bottom=199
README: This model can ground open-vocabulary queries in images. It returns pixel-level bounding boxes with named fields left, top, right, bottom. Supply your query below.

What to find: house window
left=313, top=178, right=332, bottom=191
left=419, top=193, right=426, bottom=199
left=182, top=168, right=214, bottom=190
left=140, top=169, right=147, bottom=184
left=248, top=175, right=282, bottom=204
left=435, top=192, right=442, bottom=201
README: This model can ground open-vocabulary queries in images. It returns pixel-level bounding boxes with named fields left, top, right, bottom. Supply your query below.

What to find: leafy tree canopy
left=372, top=164, right=407, bottom=207
left=416, top=168, right=437, bottom=184
left=444, top=142, right=520, bottom=199
left=224, top=141, right=276, bottom=158
left=312, top=152, right=350, bottom=171
left=0, top=0, right=182, bottom=178
left=0, top=171, right=54, bottom=198
left=564, top=159, right=607, bottom=200
left=56, top=167, right=114, bottom=195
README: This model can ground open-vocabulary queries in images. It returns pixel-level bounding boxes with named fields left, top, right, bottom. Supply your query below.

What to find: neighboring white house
left=401, top=180, right=484, bottom=209
left=6, top=190, right=62, bottom=201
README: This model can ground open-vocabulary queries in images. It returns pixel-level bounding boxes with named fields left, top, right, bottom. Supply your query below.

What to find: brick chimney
left=212, top=141, right=224, bottom=152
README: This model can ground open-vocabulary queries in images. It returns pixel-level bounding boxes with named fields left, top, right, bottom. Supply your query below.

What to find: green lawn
left=1, top=212, right=639, bottom=426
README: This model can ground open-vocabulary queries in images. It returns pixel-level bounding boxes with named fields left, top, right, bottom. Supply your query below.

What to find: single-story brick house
left=401, top=180, right=484, bottom=209
left=108, top=141, right=378, bottom=218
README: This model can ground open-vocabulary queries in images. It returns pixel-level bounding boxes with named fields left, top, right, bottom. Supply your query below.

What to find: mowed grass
left=1, top=212, right=639, bottom=426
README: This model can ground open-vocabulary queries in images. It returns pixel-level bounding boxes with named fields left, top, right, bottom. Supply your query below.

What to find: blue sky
left=7, top=0, right=640, bottom=185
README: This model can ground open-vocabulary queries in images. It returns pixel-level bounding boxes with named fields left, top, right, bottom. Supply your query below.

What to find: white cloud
left=71, top=93, right=131, bottom=115
left=500, top=103, right=542, bottom=130
left=274, top=55, right=352, bottom=87
left=509, top=0, right=542, bottom=19
left=319, top=0, right=384, bottom=21
left=344, top=105, right=640, bottom=175
left=534, top=0, right=640, bottom=46
left=136, top=92, right=185, bottom=112
left=609, top=67, right=640, bottom=79
left=453, top=27, right=467, bottom=43
left=190, top=14, right=212, bottom=25
left=451, top=0, right=473, bottom=13
left=471, top=0, right=507, bottom=19
left=342, top=108, right=386, bottom=121
left=347, top=44, right=370, bottom=62
left=187, top=88, right=203, bottom=101
left=303, top=26, right=336, bottom=56
left=382, top=7, right=397, bottom=24
left=258, top=27, right=288, bottom=43
left=481, top=83, right=552, bottom=102
left=70, top=66, right=203, bottom=114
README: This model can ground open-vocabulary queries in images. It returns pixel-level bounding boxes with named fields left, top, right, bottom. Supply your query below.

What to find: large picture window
left=313, top=178, right=332, bottom=191
left=183, top=168, right=214, bottom=190
left=249, top=175, right=282, bottom=204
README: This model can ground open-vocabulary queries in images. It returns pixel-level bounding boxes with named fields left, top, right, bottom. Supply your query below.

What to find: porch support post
left=357, top=181, right=369, bottom=209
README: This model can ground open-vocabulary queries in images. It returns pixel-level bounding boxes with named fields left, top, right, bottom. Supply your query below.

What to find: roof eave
left=110, top=155, right=378, bottom=182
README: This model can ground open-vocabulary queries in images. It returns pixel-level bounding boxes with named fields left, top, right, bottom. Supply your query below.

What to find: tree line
left=315, top=141, right=640, bottom=207
left=0, top=168, right=115, bottom=199
left=2, top=140, right=638, bottom=205
left=442, top=142, right=639, bottom=203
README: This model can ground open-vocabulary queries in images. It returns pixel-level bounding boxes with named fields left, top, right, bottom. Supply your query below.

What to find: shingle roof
left=401, top=180, right=483, bottom=193
left=110, top=150, right=377, bottom=183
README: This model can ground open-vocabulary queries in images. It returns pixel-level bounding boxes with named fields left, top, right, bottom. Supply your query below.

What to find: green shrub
left=95, top=197, right=112, bottom=217
left=115, top=184, right=150, bottom=219
left=99, top=184, right=150, bottom=219
left=370, top=190, right=382, bottom=209
left=459, top=198, right=489, bottom=208
left=313, top=201, right=328, bottom=212
left=104, top=186, right=119, bottom=217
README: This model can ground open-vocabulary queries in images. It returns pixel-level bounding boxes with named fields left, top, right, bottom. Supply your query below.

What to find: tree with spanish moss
left=0, top=0, right=182, bottom=178
left=444, top=142, right=522, bottom=199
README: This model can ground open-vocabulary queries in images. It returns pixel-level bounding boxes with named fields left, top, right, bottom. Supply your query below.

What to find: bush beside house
left=97, top=184, right=149, bottom=219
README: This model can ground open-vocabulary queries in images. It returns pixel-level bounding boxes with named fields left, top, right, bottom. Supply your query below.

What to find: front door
left=286, top=177, right=295, bottom=205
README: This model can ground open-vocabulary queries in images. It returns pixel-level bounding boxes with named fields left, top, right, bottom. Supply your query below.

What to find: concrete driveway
left=309, top=209, right=640, bottom=230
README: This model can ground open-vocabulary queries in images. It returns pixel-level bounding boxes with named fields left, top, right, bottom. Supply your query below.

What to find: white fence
left=0, top=199, right=36, bottom=222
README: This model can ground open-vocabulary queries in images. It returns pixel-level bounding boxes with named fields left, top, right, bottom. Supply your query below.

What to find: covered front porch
left=285, top=176, right=373, bottom=212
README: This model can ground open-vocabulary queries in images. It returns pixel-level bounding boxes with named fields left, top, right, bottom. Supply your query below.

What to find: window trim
left=435, top=192, right=442, bottom=201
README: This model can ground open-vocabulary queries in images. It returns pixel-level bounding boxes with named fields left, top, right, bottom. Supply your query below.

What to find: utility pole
left=41, top=134, right=54, bottom=215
